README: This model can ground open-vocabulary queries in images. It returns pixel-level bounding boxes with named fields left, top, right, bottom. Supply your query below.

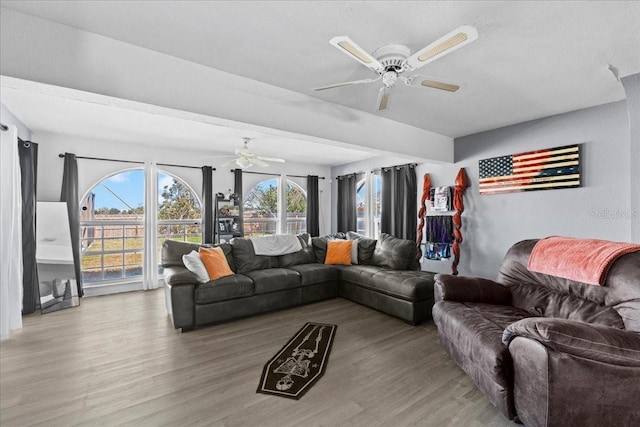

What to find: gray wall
left=621, top=74, right=640, bottom=242
left=331, top=92, right=637, bottom=279
left=452, top=99, right=635, bottom=278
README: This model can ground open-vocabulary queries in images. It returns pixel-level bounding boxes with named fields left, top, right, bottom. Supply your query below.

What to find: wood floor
left=1, top=290, right=515, bottom=427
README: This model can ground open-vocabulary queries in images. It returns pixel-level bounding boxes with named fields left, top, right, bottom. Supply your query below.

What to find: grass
left=81, top=236, right=202, bottom=269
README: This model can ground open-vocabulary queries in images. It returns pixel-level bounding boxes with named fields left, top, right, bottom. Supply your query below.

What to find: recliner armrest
left=503, top=318, right=640, bottom=366
left=434, top=274, right=512, bottom=305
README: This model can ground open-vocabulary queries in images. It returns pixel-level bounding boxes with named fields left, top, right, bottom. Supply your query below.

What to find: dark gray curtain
left=306, top=175, right=320, bottom=236
left=380, top=164, right=417, bottom=241
left=337, top=174, right=357, bottom=233
left=233, top=169, right=243, bottom=236
left=60, top=153, right=83, bottom=297
left=201, top=166, right=214, bottom=244
left=18, top=140, right=39, bottom=314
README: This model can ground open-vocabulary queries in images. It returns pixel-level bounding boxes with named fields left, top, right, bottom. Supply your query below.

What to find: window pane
left=286, top=181, right=306, bottom=234
left=372, top=171, right=382, bottom=238
left=157, top=173, right=201, bottom=220
left=156, top=172, right=202, bottom=276
left=356, top=177, right=366, bottom=235
left=244, top=178, right=279, bottom=237
left=80, top=169, right=145, bottom=284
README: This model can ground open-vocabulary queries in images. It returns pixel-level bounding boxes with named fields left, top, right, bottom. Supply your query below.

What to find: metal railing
left=243, top=217, right=306, bottom=237
left=80, top=219, right=202, bottom=284
left=80, top=220, right=144, bottom=283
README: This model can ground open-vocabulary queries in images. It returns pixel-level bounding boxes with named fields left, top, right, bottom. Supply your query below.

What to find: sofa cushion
left=325, top=240, right=353, bottom=265
left=278, top=234, right=315, bottom=267
left=339, top=265, right=384, bottom=287
left=243, top=268, right=301, bottom=294
left=194, top=274, right=254, bottom=304
left=370, top=233, right=417, bottom=270
left=230, top=237, right=278, bottom=273
left=311, top=235, right=337, bottom=263
left=497, top=239, right=639, bottom=330
left=182, top=250, right=210, bottom=283
left=371, top=270, right=436, bottom=301
left=432, top=301, right=533, bottom=417
left=199, top=247, right=234, bottom=280
left=162, top=239, right=200, bottom=267
left=288, top=263, right=339, bottom=286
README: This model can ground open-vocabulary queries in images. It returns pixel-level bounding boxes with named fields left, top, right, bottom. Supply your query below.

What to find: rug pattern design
left=257, top=322, right=337, bottom=399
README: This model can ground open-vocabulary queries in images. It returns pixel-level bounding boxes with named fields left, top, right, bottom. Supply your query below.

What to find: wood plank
left=1, top=290, right=515, bottom=426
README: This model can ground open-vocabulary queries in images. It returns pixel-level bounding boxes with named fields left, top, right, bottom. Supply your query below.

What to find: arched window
left=80, top=169, right=145, bottom=284
left=80, top=169, right=201, bottom=287
left=157, top=172, right=202, bottom=245
left=243, top=178, right=307, bottom=237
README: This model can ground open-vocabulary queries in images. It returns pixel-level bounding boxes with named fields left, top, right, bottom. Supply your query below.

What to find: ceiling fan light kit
left=221, top=137, right=286, bottom=170
left=316, top=25, right=478, bottom=111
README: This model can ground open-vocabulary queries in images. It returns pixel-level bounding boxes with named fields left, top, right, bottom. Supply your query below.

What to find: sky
left=91, top=170, right=175, bottom=210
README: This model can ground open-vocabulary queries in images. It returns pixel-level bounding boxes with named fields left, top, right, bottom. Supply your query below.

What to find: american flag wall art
left=479, top=144, right=581, bottom=195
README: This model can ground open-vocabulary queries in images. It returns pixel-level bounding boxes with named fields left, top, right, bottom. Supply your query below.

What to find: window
left=80, top=169, right=201, bottom=286
left=243, top=178, right=306, bottom=237
left=156, top=172, right=202, bottom=275
left=371, top=170, right=382, bottom=237
left=345, top=171, right=382, bottom=238
left=80, top=169, right=145, bottom=284
left=356, top=175, right=366, bottom=235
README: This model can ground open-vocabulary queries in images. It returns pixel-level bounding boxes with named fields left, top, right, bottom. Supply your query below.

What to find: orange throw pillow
left=325, top=240, right=353, bottom=265
left=198, top=247, right=234, bottom=280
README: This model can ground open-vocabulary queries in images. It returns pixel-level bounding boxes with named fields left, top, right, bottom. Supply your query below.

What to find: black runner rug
left=257, top=322, right=337, bottom=400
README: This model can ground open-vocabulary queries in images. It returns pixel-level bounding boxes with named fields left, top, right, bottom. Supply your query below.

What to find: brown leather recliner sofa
left=432, top=239, right=640, bottom=426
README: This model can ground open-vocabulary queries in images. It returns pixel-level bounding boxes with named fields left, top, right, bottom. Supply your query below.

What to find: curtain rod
left=374, top=162, right=418, bottom=173
left=58, top=154, right=214, bottom=170
left=231, top=169, right=325, bottom=179
left=0, top=123, right=8, bottom=132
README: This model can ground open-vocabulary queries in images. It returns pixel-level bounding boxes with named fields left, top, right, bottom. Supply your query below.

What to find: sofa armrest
left=503, top=318, right=640, bottom=366
left=163, top=266, right=196, bottom=330
left=163, top=266, right=198, bottom=287
left=434, top=274, right=512, bottom=305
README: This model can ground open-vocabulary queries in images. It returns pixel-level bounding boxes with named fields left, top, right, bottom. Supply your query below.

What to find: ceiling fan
left=314, top=25, right=478, bottom=111
left=221, top=137, right=285, bottom=169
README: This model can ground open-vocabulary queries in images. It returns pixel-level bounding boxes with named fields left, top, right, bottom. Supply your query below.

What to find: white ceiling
left=1, top=1, right=639, bottom=164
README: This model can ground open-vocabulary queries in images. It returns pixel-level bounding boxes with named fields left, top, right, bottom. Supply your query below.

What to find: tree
left=244, top=184, right=278, bottom=216
left=286, top=183, right=306, bottom=213
left=158, top=179, right=201, bottom=220
left=244, top=181, right=306, bottom=216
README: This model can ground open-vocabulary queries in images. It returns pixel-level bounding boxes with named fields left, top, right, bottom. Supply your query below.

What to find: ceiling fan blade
left=420, top=79, right=461, bottom=92
left=252, top=158, right=270, bottom=167
left=222, top=158, right=239, bottom=167
left=404, top=25, right=478, bottom=71
left=314, top=76, right=381, bottom=91
left=329, top=36, right=384, bottom=73
left=376, top=85, right=394, bottom=111
left=256, top=156, right=285, bottom=163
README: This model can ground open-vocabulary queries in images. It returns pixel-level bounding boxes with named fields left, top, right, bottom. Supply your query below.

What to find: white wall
left=34, top=131, right=332, bottom=235
left=0, top=7, right=454, bottom=163
left=1, top=101, right=31, bottom=140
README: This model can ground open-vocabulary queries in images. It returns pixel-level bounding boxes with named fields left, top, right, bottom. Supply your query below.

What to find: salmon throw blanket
left=527, top=236, right=640, bottom=285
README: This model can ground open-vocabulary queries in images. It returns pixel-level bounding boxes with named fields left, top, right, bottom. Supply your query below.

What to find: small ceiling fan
left=314, top=25, right=478, bottom=111
left=221, top=137, right=285, bottom=169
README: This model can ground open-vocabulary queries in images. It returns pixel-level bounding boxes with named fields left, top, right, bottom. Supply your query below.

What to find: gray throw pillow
left=370, top=233, right=417, bottom=270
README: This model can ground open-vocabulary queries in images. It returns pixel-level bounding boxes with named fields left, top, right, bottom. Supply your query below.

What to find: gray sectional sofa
left=162, top=233, right=435, bottom=331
